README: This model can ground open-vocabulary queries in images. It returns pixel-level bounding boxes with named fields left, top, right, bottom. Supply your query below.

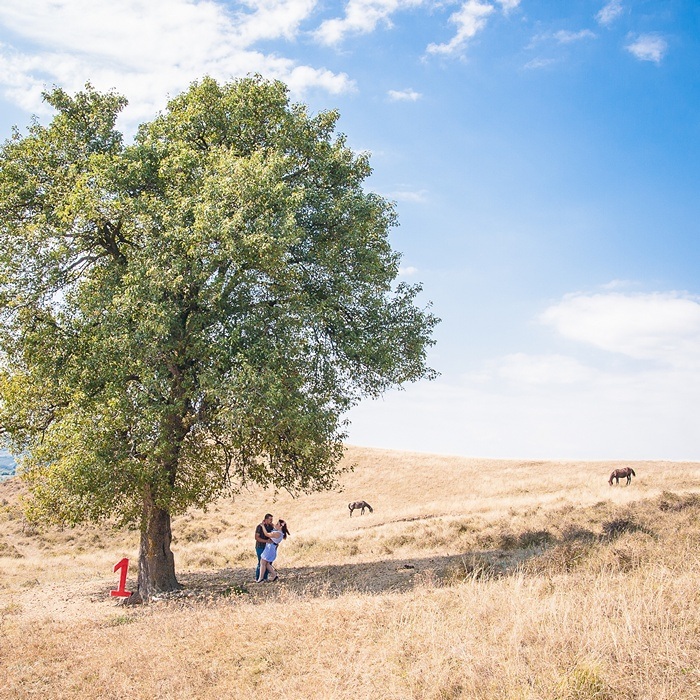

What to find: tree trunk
left=126, top=489, right=180, bottom=604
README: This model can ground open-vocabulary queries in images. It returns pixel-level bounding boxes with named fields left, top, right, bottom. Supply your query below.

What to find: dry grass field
left=2, top=445, right=700, bottom=699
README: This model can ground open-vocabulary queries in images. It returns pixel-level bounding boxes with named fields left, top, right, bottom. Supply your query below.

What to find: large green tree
left=0, top=76, right=437, bottom=601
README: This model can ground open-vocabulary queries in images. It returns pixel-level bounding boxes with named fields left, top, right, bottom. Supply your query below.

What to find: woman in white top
left=256, top=519, right=290, bottom=583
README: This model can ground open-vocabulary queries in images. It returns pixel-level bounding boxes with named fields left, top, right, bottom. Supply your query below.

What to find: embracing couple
left=254, top=513, right=290, bottom=583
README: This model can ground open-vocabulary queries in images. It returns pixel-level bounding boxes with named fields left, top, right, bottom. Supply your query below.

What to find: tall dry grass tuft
left=2, top=447, right=700, bottom=698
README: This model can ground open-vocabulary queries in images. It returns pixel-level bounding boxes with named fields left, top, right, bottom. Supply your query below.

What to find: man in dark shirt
left=255, top=513, right=274, bottom=581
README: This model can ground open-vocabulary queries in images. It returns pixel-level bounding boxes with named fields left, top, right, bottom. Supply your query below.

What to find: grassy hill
left=2, top=446, right=700, bottom=699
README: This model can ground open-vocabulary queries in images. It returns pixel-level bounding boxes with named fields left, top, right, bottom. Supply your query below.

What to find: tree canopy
left=0, top=76, right=437, bottom=599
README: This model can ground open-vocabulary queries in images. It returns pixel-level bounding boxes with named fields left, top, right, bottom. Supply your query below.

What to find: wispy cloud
left=541, top=291, right=700, bottom=368
left=0, top=0, right=354, bottom=131
left=386, top=188, right=429, bottom=203
left=554, top=29, right=596, bottom=44
left=398, top=265, right=419, bottom=276
left=312, top=0, right=521, bottom=48
left=600, top=279, right=636, bottom=291
left=427, top=0, right=494, bottom=56
left=596, top=0, right=624, bottom=27
left=388, top=88, right=422, bottom=101
left=523, top=57, right=558, bottom=70
left=314, top=0, right=425, bottom=46
left=496, top=0, right=520, bottom=13
left=625, top=33, right=668, bottom=63
left=494, top=353, right=596, bottom=385
left=528, top=28, right=595, bottom=48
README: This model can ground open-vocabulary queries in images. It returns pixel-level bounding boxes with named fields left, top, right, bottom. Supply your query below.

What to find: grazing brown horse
left=348, top=500, right=373, bottom=516
left=609, top=467, right=636, bottom=486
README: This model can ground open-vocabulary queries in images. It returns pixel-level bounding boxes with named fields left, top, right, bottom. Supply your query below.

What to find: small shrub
left=497, top=531, right=519, bottom=549
left=181, top=526, right=209, bottom=543
left=229, top=549, right=251, bottom=565
left=596, top=532, right=652, bottom=572
left=475, top=532, right=497, bottom=549
left=527, top=541, right=593, bottom=575
left=220, top=584, right=249, bottom=597
left=453, top=519, right=477, bottom=534
left=0, top=540, right=23, bottom=558
left=555, top=662, right=613, bottom=700
left=342, top=540, right=360, bottom=556
left=446, top=554, right=499, bottom=583
left=386, top=532, right=415, bottom=548
left=601, top=518, right=651, bottom=540
left=560, top=526, right=597, bottom=543
left=105, top=614, right=135, bottom=627
left=0, top=602, right=23, bottom=616
left=518, top=529, right=553, bottom=549
left=658, top=492, right=700, bottom=512
left=293, top=537, right=320, bottom=552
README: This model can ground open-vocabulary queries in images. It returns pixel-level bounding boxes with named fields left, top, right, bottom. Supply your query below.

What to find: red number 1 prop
left=111, top=557, right=132, bottom=597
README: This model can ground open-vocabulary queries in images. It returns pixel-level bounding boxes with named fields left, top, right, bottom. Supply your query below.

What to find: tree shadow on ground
left=140, top=546, right=544, bottom=604
left=107, top=493, right=700, bottom=605
left=119, top=517, right=653, bottom=603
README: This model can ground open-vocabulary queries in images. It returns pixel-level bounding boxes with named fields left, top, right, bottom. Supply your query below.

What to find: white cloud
left=0, top=0, right=354, bottom=132
left=285, top=64, right=356, bottom=95
left=314, top=0, right=425, bottom=46
left=348, top=363, right=700, bottom=460
left=496, top=0, right=520, bottom=13
left=398, top=265, right=419, bottom=276
left=388, top=88, right=422, bottom=101
left=425, top=0, right=520, bottom=57
left=554, top=29, right=596, bottom=44
left=427, top=0, right=494, bottom=56
left=541, top=292, right=700, bottom=368
left=601, top=279, right=635, bottom=290
left=350, top=288, right=700, bottom=460
left=312, top=0, right=520, bottom=50
left=386, top=188, right=428, bottom=203
left=494, top=353, right=596, bottom=385
left=625, top=33, right=668, bottom=63
left=523, top=57, right=557, bottom=70
left=234, top=0, right=318, bottom=43
left=528, top=28, right=595, bottom=48
left=596, top=0, right=623, bottom=27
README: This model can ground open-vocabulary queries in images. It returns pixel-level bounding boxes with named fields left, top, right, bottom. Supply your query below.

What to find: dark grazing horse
left=348, top=500, right=373, bottom=516
left=609, top=467, right=636, bottom=486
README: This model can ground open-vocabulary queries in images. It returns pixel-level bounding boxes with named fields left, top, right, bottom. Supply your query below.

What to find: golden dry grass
left=2, top=446, right=700, bottom=699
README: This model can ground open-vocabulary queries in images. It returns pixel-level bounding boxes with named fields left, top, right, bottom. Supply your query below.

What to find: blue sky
left=1, top=0, right=700, bottom=460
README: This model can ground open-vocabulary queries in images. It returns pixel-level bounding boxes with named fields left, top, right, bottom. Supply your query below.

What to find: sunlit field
left=2, top=446, right=700, bottom=699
